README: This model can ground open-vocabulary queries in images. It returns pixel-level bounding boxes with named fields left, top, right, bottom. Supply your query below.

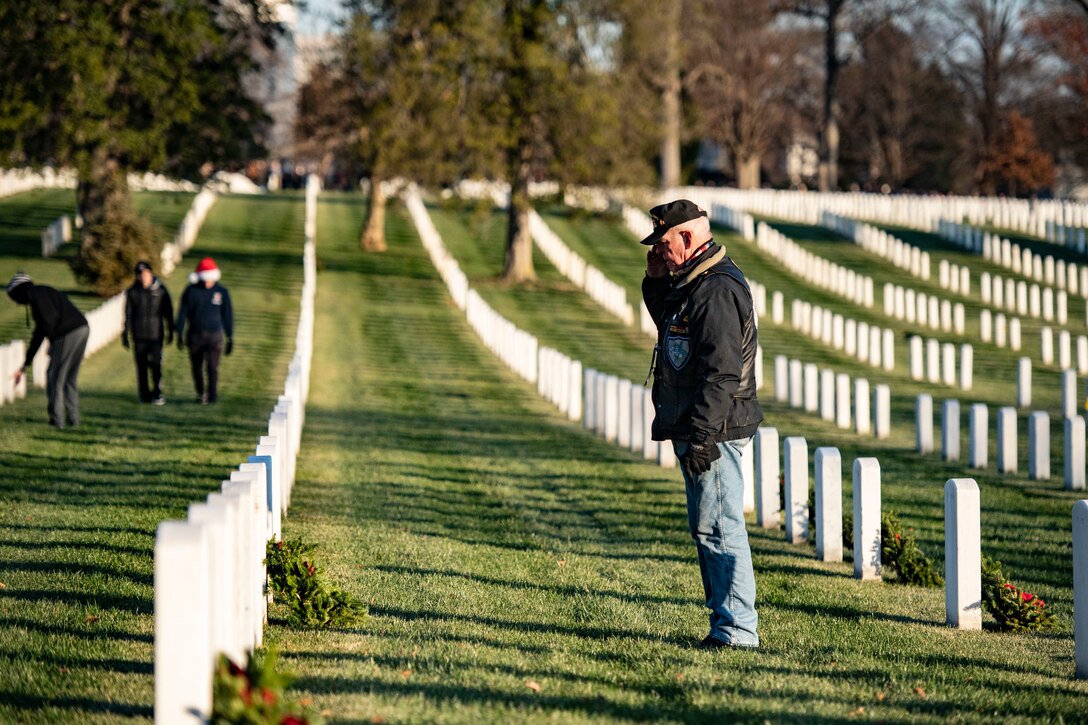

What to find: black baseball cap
left=134, top=261, right=152, bottom=274
left=639, top=199, right=708, bottom=245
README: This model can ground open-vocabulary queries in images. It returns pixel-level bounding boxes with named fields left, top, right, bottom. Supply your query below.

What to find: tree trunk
left=659, top=2, right=682, bottom=189
left=737, top=153, right=761, bottom=189
left=818, top=1, right=843, bottom=192
left=360, top=175, right=387, bottom=252
left=77, top=146, right=129, bottom=244
left=502, top=148, right=536, bottom=283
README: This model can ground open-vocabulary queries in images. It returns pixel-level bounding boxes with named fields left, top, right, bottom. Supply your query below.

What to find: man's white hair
left=674, top=215, right=712, bottom=242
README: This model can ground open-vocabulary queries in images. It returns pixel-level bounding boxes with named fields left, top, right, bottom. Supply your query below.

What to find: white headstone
left=820, top=368, right=835, bottom=422
left=642, top=389, right=658, bottom=461
left=804, top=363, right=819, bottom=413
left=755, top=427, right=780, bottom=528
left=853, top=458, right=882, bottom=581
left=605, top=375, right=620, bottom=442
left=789, top=359, right=803, bottom=409
left=942, top=342, right=956, bottom=386
left=909, top=336, right=924, bottom=381
left=775, top=355, right=788, bottom=403
left=1041, top=327, right=1054, bottom=366
left=926, top=337, right=944, bottom=383
left=784, top=437, right=809, bottom=545
left=1061, top=331, right=1073, bottom=371
left=836, top=373, right=851, bottom=430
left=659, top=439, right=676, bottom=468
left=882, top=329, right=894, bottom=371
left=815, top=448, right=842, bottom=563
left=960, top=344, right=973, bottom=391
left=873, top=384, right=891, bottom=439
left=997, top=407, right=1017, bottom=473
left=583, top=368, right=596, bottom=431
left=917, top=394, right=934, bottom=454
left=1074, top=500, right=1088, bottom=679
left=741, top=437, right=755, bottom=514
left=855, top=378, right=871, bottom=435
left=1029, top=411, right=1050, bottom=481
left=1067, top=416, right=1087, bottom=491
left=617, top=379, right=632, bottom=448
left=1064, top=370, right=1078, bottom=420
left=969, top=404, right=988, bottom=469
left=943, top=400, right=961, bottom=462
left=155, top=521, right=213, bottom=724
left=630, top=382, right=644, bottom=453
left=944, top=478, right=982, bottom=630
left=1009, top=317, right=1021, bottom=351
left=1017, top=357, right=1032, bottom=408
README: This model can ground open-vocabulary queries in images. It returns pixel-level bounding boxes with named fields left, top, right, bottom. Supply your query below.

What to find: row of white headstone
left=938, top=259, right=971, bottom=296
left=939, top=219, right=1088, bottom=298
left=153, top=174, right=319, bottom=724
left=790, top=299, right=895, bottom=371
left=882, top=282, right=967, bottom=334
left=754, top=431, right=884, bottom=577
left=979, top=272, right=1070, bottom=325
left=908, top=337, right=974, bottom=390
left=915, top=394, right=1087, bottom=489
left=528, top=209, right=635, bottom=327
left=759, top=428, right=1087, bottom=658
left=1046, top=221, right=1088, bottom=250
left=161, top=188, right=219, bottom=277
left=772, top=355, right=891, bottom=438
left=708, top=203, right=757, bottom=242
left=1035, top=327, right=1087, bottom=371
left=822, top=212, right=931, bottom=281
left=754, top=221, right=874, bottom=308
left=0, top=167, right=76, bottom=198
left=673, top=186, right=1087, bottom=245
left=41, top=215, right=72, bottom=257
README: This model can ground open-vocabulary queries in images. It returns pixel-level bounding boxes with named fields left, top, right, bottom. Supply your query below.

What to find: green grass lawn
left=0, top=193, right=304, bottom=723
left=261, top=194, right=1086, bottom=723
left=0, top=188, right=197, bottom=342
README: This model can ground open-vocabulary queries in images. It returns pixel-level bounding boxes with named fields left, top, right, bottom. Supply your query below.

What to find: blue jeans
left=675, top=437, right=759, bottom=646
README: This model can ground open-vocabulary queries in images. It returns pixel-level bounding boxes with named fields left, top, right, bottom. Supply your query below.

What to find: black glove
left=121, top=334, right=129, bottom=350
left=224, top=338, right=233, bottom=356
left=681, top=439, right=721, bottom=478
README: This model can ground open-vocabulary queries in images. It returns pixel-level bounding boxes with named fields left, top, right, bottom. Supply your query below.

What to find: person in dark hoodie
left=123, top=261, right=175, bottom=405
left=641, top=199, right=764, bottom=650
left=176, top=257, right=232, bottom=404
left=5, top=272, right=90, bottom=428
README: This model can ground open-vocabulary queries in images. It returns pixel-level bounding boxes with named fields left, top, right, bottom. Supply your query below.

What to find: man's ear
left=680, top=230, right=692, bottom=247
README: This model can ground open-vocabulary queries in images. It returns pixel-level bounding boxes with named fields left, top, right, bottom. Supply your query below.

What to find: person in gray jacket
left=641, top=199, right=764, bottom=650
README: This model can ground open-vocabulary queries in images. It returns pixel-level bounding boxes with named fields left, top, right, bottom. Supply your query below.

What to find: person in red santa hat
left=175, top=257, right=233, bottom=404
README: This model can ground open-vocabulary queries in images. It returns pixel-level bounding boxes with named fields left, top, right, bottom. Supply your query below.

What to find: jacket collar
left=674, top=245, right=727, bottom=288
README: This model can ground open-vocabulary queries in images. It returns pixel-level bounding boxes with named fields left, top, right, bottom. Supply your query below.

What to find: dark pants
left=47, top=325, right=89, bottom=428
left=133, top=339, right=163, bottom=402
left=188, top=330, right=223, bottom=402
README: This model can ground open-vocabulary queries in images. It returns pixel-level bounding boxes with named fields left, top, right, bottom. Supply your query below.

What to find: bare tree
left=690, top=0, right=796, bottom=188
left=941, top=0, right=1035, bottom=193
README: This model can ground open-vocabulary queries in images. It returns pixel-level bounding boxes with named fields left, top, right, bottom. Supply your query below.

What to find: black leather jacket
left=643, top=246, right=763, bottom=443
left=124, top=277, right=175, bottom=342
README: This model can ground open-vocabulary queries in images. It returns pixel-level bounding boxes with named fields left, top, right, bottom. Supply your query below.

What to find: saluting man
left=176, top=257, right=233, bottom=404
left=641, top=200, right=764, bottom=649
